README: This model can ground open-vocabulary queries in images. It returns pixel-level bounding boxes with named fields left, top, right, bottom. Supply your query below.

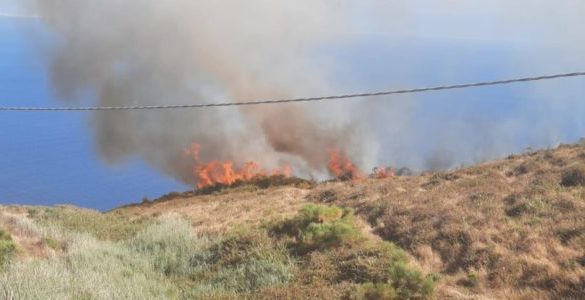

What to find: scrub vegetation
left=0, top=205, right=432, bottom=299
left=1, top=142, right=585, bottom=299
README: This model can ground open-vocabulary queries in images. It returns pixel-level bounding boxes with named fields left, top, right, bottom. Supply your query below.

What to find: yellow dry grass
left=113, top=142, right=585, bottom=299
left=116, top=187, right=312, bottom=234
left=3, top=142, right=583, bottom=299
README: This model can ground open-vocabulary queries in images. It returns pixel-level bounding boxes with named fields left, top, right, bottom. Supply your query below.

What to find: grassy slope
left=313, top=145, right=585, bottom=299
left=1, top=143, right=585, bottom=299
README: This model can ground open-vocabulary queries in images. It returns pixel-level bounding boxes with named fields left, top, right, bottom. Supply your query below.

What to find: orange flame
left=328, top=149, right=363, bottom=180
left=185, top=143, right=293, bottom=189
left=185, top=144, right=393, bottom=189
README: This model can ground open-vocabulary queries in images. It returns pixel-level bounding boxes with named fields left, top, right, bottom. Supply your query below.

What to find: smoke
left=346, top=1, right=585, bottom=170
left=24, top=1, right=585, bottom=182
left=23, top=0, right=374, bottom=183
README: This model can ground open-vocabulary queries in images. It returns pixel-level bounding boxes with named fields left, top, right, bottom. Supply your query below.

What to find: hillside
left=1, top=143, right=585, bottom=299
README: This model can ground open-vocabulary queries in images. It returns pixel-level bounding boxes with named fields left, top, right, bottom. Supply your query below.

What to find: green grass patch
left=269, top=204, right=436, bottom=299
left=0, top=229, right=16, bottom=266
left=269, top=204, right=362, bottom=254
left=0, top=205, right=436, bottom=299
left=30, top=207, right=153, bottom=241
left=196, top=175, right=315, bottom=196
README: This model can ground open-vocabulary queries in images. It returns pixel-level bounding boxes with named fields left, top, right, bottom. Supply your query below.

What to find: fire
left=185, top=143, right=293, bottom=189
left=328, top=149, right=364, bottom=180
left=185, top=144, right=392, bottom=189
left=373, top=167, right=395, bottom=179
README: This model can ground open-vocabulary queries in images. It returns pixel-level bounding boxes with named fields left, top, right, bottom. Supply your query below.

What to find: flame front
left=185, top=144, right=393, bottom=189
left=186, top=143, right=292, bottom=189
left=328, top=149, right=363, bottom=180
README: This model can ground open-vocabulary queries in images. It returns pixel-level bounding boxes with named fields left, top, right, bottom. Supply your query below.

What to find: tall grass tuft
left=128, top=215, right=207, bottom=277
left=0, top=233, right=178, bottom=300
left=0, top=229, right=16, bottom=267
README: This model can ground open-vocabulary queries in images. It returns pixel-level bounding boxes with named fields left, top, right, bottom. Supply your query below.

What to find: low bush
left=196, top=175, right=315, bottom=196
left=129, top=216, right=205, bottom=277
left=509, top=161, right=542, bottom=177
left=1, top=216, right=293, bottom=299
left=270, top=205, right=436, bottom=299
left=130, top=217, right=294, bottom=296
left=388, top=262, right=436, bottom=299
left=0, top=206, right=436, bottom=299
left=306, top=245, right=436, bottom=299
left=190, top=229, right=294, bottom=295
left=561, top=165, right=585, bottom=187
left=505, top=196, right=550, bottom=218
left=270, top=204, right=362, bottom=254
left=335, top=242, right=409, bottom=284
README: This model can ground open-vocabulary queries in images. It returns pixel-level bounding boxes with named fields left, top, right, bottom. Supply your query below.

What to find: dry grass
left=116, top=142, right=585, bottom=299
left=305, top=144, right=585, bottom=299
left=2, top=143, right=585, bottom=299
left=115, top=187, right=311, bottom=234
left=0, top=205, right=433, bottom=299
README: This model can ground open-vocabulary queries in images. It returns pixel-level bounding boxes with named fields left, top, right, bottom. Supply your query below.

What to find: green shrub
left=191, top=229, right=294, bottom=294
left=561, top=165, right=585, bottom=187
left=0, top=206, right=435, bottom=299
left=270, top=204, right=361, bottom=253
left=336, top=242, right=409, bottom=284
left=130, top=218, right=294, bottom=296
left=302, top=221, right=358, bottom=250
left=196, top=175, right=314, bottom=196
left=129, top=216, right=204, bottom=277
left=349, top=264, right=436, bottom=300
left=198, top=255, right=293, bottom=294
left=299, top=204, right=346, bottom=224
left=388, top=262, right=436, bottom=299
left=269, top=205, right=436, bottom=298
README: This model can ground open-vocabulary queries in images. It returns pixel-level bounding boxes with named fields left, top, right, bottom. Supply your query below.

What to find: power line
left=2, top=71, right=585, bottom=112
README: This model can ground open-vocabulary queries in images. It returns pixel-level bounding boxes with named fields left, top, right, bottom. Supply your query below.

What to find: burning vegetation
left=184, top=144, right=395, bottom=192
left=185, top=143, right=293, bottom=190
left=327, top=149, right=364, bottom=181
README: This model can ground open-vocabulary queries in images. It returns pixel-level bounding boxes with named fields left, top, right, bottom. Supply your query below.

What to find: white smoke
left=22, top=0, right=585, bottom=181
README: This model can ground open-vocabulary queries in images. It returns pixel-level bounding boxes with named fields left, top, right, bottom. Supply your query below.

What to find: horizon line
left=0, top=12, right=41, bottom=19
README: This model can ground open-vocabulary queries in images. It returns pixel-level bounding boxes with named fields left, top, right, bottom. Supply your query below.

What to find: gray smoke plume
left=25, top=0, right=374, bottom=183
left=23, top=0, right=585, bottom=182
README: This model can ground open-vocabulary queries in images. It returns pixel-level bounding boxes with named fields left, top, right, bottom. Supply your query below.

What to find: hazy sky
left=1, top=1, right=584, bottom=210
left=0, top=0, right=24, bottom=16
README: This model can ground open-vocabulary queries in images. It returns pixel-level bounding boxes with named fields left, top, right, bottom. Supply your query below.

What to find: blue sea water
left=1, top=14, right=584, bottom=211
left=0, top=18, right=188, bottom=211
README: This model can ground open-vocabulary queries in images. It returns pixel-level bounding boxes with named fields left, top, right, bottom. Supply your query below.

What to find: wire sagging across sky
left=1, top=71, right=584, bottom=112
